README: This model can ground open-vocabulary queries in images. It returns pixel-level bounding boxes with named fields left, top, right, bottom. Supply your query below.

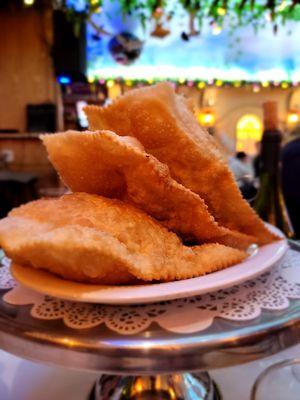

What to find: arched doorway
left=236, top=114, right=263, bottom=155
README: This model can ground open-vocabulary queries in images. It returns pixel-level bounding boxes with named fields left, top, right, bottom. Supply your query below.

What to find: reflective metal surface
left=0, top=247, right=300, bottom=374
left=0, top=284, right=299, bottom=374
left=90, top=373, right=221, bottom=400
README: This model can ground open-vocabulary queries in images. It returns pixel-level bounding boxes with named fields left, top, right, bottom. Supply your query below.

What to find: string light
left=217, top=7, right=226, bottom=16
left=91, top=78, right=297, bottom=91
left=106, top=79, right=114, bottom=88
left=198, top=81, right=206, bottom=89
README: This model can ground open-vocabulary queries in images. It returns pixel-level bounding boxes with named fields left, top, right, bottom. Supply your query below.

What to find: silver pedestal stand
left=0, top=284, right=299, bottom=400
left=90, top=373, right=221, bottom=399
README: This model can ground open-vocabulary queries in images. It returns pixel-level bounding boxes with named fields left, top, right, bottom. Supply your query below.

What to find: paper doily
left=0, top=250, right=300, bottom=335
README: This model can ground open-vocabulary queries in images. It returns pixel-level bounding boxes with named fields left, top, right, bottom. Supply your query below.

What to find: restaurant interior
left=0, top=0, right=300, bottom=399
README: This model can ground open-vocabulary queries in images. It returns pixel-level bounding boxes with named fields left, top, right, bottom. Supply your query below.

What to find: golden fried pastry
left=85, top=83, right=278, bottom=245
left=0, top=193, right=247, bottom=284
left=42, top=130, right=256, bottom=250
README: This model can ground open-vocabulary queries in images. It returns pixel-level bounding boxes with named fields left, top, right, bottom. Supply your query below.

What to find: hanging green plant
left=8, top=0, right=300, bottom=32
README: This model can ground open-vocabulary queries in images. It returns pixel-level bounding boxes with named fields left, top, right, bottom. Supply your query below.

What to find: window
left=236, top=114, right=263, bottom=155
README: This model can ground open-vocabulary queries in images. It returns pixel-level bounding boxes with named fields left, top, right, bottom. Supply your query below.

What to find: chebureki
left=42, top=130, right=256, bottom=250
left=0, top=82, right=279, bottom=286
left=85, top=82, right=277, bottom=245
left=0, top=193, right=247, bottom=284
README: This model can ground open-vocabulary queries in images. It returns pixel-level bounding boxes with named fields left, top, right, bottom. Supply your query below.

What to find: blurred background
left=1, top=0, right=300, bottom=233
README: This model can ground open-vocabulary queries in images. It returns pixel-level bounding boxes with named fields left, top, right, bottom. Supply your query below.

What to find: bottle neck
left=260, top=129, right=282, bottom=176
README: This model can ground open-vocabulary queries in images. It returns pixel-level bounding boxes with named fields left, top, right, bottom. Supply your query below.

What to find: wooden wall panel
left=0, top=137, right=58, bottom=188
left=0, top=7, right=56, bottom=132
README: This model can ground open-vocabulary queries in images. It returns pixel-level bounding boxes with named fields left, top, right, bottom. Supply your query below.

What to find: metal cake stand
left=0, top=282, right=299, bottom=400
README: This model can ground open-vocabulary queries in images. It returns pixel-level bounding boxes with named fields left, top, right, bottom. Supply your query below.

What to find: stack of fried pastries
left=0, top=193, right=247, bottom=284
left=0, top=83, right=278, bottom=285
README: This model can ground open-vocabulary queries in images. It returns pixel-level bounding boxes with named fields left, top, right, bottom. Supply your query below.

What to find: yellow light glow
left=281, top=82, right=289, bottom=89
left=106, top=80, right=114, bottom=88
left=125, top=80, right=133, bottom=87
left=178, top=78, right=185, bottom=84
left=278, top=1, right=287, bottom=11
left=262, top=81, right=270, bottom=88
left=169, top=387, right=176, bottom=400
left=132, top=378, right=144, bottom=394
left=212, top=25, right=222, bottom=35
left=253, top=85, right=260, bottom=93
left=234, top=81, right=242, bottom=88
left=108, top=83, right=121, bottom=100
left=287, top=111, right=299, bottom=124
left=87, top=76, right=95, bottom=83
left=198, top=81, right=206, bottom=89
left=147, top=78, right=154, bottom=84
left=198, top=109, right=216, bottom=127
left=236, top=114, right=263, bottom=155
left=216, top=79, right=223, bottom=87
left=217, top=7, right=226, bottom=16
left=24, top=0, right=35, bottom=5
left=90, top=0, right=99, bottom=5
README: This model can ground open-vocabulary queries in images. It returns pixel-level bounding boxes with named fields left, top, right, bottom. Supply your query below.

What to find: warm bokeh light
left=287, top=111, right=300, bottom=124
left=108, top=82, right=121, bottom=100
left=217, top=7, right=227, bottom=16
left=197, top=81, right=206, bottom=89
left=23, top=0, right=35, bottom=5
left=198, top=109, right=216, bottom=127
left=236, top=114, right=263, bottom=155
left=106, top=79, right=114, bottom=88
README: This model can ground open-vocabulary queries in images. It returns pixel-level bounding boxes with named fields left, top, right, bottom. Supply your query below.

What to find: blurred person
left=229, top=151, right=254, bottom=181
left=229, top=152, right=256, bottom=202
left=281, top=125, right=300, bottom=237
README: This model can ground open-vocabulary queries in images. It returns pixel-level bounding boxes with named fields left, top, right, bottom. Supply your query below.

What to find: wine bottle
left=254, top=101, right=294, bottom=237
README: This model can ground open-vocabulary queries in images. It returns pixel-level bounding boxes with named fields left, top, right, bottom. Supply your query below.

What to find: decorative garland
left=18, top=0, right=300, bottom=34
left=14, top=0, right=300, bottom=86
left=85, top=76, right=296, bottom=89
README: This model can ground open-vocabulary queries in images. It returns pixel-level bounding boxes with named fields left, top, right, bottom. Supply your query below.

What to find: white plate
left=11, top=225, right=288, bottom=305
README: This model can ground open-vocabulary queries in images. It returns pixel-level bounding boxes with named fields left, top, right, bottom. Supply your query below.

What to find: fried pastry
left=0, top=193, right=247, bottom=284
left=42, top=130, right=256, bottom=250
left=85, top=83, right=277, bottom=245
